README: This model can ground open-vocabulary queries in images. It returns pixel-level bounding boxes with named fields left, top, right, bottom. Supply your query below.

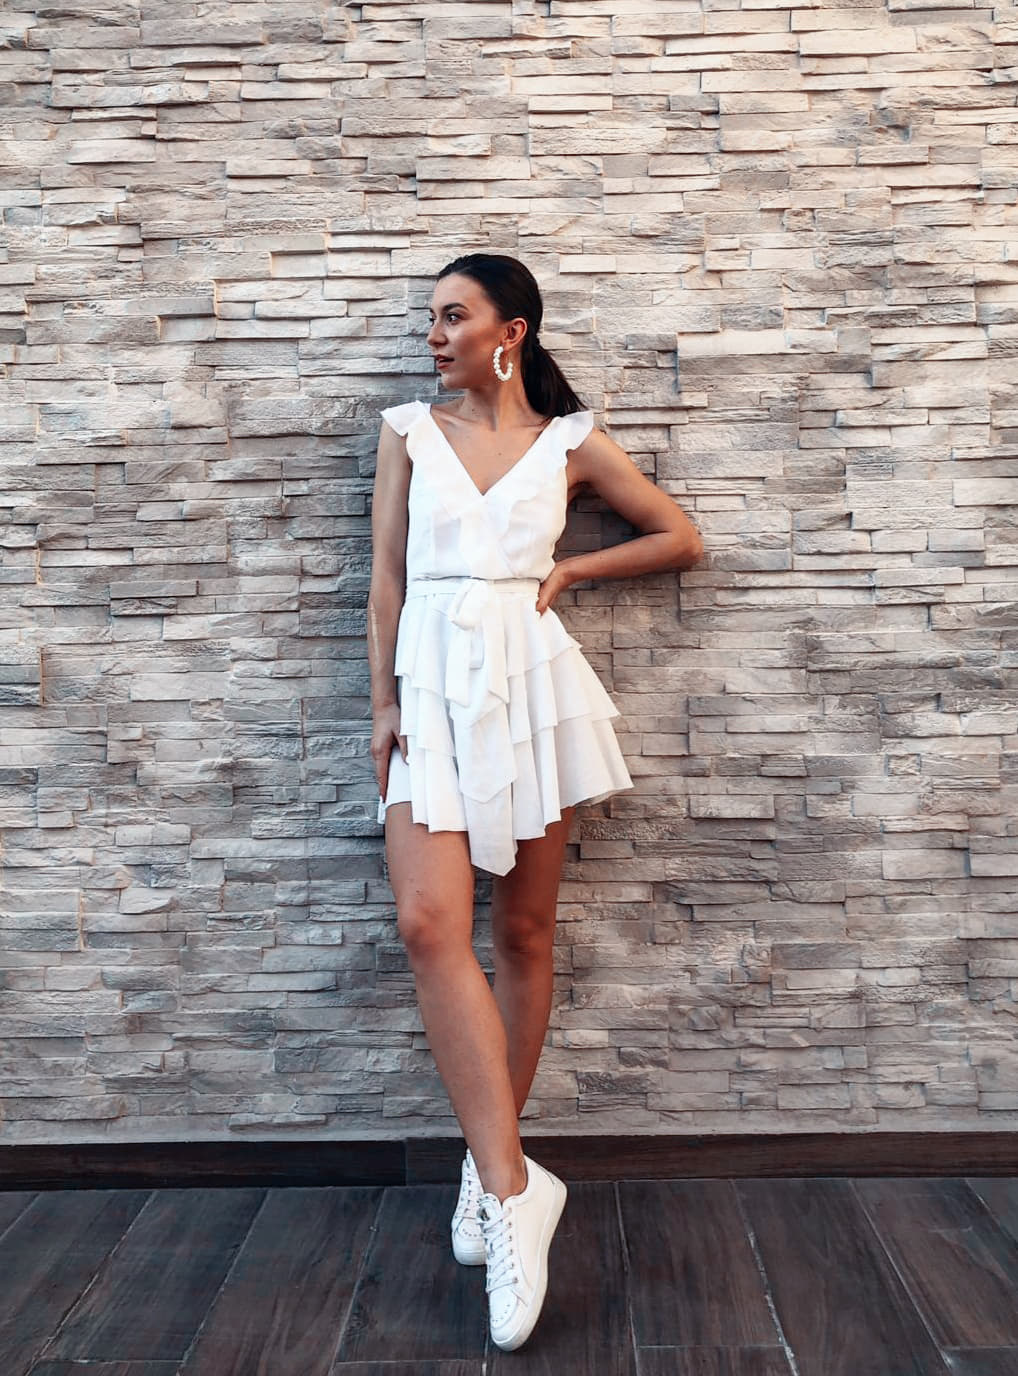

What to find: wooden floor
left=3, top=1175, right=1018, bottom=1375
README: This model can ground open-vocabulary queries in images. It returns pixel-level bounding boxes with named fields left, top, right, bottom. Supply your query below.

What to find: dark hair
left=434, top=253, right=586, bottom=417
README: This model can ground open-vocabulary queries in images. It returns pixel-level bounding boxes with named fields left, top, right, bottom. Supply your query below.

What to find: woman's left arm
left=536, top=425, right=705, bottom=613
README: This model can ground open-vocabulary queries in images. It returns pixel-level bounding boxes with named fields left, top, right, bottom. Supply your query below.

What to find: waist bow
left=406, top=576, right=539, bottom=723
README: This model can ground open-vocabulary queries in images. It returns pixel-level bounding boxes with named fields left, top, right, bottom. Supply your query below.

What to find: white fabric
left=376, top=399, right=633, bottom=875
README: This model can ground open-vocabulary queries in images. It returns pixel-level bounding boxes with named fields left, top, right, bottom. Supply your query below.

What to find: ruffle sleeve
left=380, top=400, right=426, bottom=436
left=560, top=409, right=595, bottom=451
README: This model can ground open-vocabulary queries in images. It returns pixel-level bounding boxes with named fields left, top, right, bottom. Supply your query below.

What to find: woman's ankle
left=476, top=1153, right=528, bottom=1202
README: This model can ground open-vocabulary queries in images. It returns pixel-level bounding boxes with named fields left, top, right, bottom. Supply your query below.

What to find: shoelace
left=478, top=1198, right=519, bottom=1292
left=457, top=1155, right=483, bottom=1223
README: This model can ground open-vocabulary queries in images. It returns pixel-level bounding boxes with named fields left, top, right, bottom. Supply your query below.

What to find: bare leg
left=385, top=802, right=526, bottom=1202
left=490, top=807, right=575, bottom=1116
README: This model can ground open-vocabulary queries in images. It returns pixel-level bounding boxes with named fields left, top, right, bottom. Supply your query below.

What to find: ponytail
left=520, top=330, right=586, bottom=418
left=435, top=253, right=587, bottom=417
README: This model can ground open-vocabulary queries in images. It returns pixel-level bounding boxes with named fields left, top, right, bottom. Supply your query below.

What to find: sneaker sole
left=451, top=1230, right=486, bottom=1265
left=490, top=1172, right=568, bottom=1352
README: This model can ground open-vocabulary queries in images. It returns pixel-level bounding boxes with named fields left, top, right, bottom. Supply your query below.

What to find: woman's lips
left=435, top=356, right=453, bottom=368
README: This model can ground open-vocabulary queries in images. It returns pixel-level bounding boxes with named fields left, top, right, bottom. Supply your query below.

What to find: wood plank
left=637, top=1349, right=793, bottom=1376
left=407, top=1134, right=1018, bottom=1185
left=0, top=1141, right=406, bottom=1189
left=619, top=1180, right=779, bottom=1347
left=5, top=1134, right=1018, bottom=1190
left=28, top=1365, right=179, bottom=1375
left=335, top=1185, right=487, bottom=1363
left=178, top=1186, right=382, bottom=1376
left=943, top=1353, right=1018, bottom=1376
left=487, top=1181, right=633, bottom=1376
left=44, top=1188, right=265, bottom=1363
left=967, top=1178, right=1018, bottom=1250
left=0, top=1190, right=36, bottom=1233
left=327, top=1365, right=481, bottom=1375
left=0, top=1189, right=149, bottom=1376
left=853, top=1178, right=1018, bottom=1347
left=736, top=1178, right=950, bottom=1376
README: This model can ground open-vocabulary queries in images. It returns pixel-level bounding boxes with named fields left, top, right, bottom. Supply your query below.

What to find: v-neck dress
left=375, top=398, right=633, bottom=875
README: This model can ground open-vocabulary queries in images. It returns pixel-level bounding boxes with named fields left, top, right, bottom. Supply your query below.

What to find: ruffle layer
left=378, top=583, right=632, bottom=875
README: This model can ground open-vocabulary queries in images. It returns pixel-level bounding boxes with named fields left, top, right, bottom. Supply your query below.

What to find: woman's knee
left=494, top=905, right=556, bottom=961
left=396, top=892, right=471, bottom=963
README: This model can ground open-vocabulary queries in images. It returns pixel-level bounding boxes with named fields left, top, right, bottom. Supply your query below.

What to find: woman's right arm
left=367, top=419, right=411, bottom=800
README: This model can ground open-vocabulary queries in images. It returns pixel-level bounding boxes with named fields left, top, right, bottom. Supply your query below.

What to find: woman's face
left=425, top=274, right=524, bottom=388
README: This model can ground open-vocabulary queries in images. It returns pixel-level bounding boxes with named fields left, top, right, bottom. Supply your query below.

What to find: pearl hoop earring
left=493, top=344, right=514, bottom=382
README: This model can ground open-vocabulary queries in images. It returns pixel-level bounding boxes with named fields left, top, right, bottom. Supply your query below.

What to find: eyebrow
left=427, top=302, right=468, bottom=314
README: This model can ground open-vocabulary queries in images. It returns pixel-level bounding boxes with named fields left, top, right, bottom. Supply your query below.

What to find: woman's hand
left=371, top=702, right=406, bottom=799
left=536, top=559, right=577, bottom=615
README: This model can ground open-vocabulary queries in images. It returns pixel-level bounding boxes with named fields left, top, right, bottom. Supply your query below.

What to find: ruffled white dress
left=376, top=399, right=633, bottom=876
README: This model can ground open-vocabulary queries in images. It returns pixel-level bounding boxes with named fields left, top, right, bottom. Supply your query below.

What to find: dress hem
left=378, top=779, right=635, bottom=876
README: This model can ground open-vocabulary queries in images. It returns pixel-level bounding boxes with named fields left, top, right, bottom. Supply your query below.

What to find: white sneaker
left=476, top=1154, right=568, bottom=1351
left=451, top=1147, right=486, bottom=1265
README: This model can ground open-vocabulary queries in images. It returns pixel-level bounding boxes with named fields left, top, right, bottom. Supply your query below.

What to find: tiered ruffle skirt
left=377, top=575, right=633, bottom=875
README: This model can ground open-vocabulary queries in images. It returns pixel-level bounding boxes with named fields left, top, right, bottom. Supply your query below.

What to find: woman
left=367, top=253, right=703, bottom=1351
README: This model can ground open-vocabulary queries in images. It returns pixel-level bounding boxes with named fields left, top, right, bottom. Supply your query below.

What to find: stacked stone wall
left=1, top=0, right=1017, bottom=1142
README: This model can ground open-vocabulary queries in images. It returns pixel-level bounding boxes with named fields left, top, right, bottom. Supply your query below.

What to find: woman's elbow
left=670, top=525, right=704, bottom=570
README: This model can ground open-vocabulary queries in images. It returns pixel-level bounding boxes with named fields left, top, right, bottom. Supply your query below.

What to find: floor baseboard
left=2, top=1131, right=1017, bottom=1190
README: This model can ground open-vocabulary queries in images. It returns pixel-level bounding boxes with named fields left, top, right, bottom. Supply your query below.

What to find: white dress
left=376, top=399, right=633, bottom=876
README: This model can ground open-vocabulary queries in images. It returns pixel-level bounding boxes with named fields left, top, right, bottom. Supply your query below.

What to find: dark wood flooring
left=3, top=1175, right=1018, bottom=1374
